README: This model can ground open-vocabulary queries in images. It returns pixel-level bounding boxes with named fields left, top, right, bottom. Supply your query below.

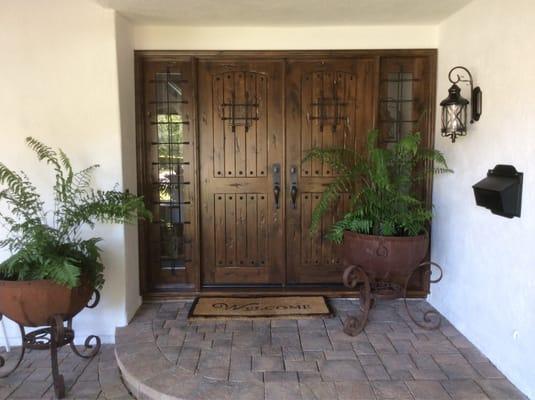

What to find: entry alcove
left=135, top=50, right=437, bottom=298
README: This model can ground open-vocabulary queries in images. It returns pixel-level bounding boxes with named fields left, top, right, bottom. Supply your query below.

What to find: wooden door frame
left=135, top=49, right=437, bottom=299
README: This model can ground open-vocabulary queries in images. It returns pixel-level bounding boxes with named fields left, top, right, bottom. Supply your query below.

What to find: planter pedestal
left=0, top=290, right=101, bottom=399
left=342, top=262, right=444, bottom=336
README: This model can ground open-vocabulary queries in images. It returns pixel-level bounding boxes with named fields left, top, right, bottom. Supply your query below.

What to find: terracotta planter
left=0, top=279, right=93, bottom=327
left=341, top=231, right=429, bottom=281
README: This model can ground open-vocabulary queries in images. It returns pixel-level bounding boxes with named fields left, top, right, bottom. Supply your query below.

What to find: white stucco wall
left=0, top=0, right=130, bottom=344
left=430, top=1, right=535, bottom=398
left=133, top=25, right=437, bottom=50
left=115, top=13, right=143, bottom=322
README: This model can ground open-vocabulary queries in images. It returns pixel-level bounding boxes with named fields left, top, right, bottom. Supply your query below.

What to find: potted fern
left=0, top=138, right=150, bottom=327
left=305, top=130, right=451, bottom=283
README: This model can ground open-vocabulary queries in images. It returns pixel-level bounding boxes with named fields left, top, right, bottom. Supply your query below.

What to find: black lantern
left=440, top=66, right=482, bottom=143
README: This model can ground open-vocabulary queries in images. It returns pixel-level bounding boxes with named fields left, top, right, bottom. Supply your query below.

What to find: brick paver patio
left=0, top=344, right=132, bottom=399
left=115, top=299, right=527, bottom=400
left=0, top=299, right=528, bottom=399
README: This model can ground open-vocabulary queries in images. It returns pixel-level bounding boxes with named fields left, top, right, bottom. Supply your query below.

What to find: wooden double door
left=198, top=58, right=376, bottom=286
left=136, top=51, right=436, bottom=293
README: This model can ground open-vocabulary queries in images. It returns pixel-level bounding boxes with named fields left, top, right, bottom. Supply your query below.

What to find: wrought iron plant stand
left=342, top=262, right=444, bottom=336
left=0, top=290, right=101, bottom=399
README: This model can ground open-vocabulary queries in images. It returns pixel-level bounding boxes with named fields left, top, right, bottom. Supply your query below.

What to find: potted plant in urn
left=305, top=129, right=451, bottom=335
left=0, top=137, right=149, bottom=396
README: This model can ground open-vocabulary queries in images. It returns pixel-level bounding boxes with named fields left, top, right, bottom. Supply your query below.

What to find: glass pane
left=157, top=114, right=184, bottom=143
left=160, top=221, right=184, bottom=259
left=381, top=71, right=415, bottom=141
left=156, top=72, right=184, bottom=98
left=151, top=68, right=189, bottom=271
left=444, top=104, right=466, bottom=133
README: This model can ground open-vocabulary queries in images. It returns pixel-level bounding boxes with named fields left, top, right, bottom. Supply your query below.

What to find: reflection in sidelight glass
left=152, top=70, right=189, bottom=272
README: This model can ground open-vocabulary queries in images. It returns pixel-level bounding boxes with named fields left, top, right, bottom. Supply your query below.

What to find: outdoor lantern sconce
left=440, top=66, right=482, bottom=143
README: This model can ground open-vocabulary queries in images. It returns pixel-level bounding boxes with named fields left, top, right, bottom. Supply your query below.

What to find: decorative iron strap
left=220, top=91, right=259, bottom=133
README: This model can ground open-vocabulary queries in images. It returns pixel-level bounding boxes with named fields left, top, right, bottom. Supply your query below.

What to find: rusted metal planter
left=0, top=279, right=94, bottom=326
left=341, top=232, right=443, bottom=336
left=0, top=278, right=101, bottom=398
left=341, top=231, right=429, bottom=281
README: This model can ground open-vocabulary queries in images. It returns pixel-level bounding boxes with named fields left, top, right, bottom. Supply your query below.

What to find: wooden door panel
left=286, top=59, right=377, bottom=284
left=199, top=61, right=284, bottom=286
left=212, top=193, right=269, bottom=268
left=212, top=70, right=269, bottom=179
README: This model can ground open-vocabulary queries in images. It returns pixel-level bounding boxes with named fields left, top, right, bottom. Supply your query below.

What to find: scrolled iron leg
left=68, top=290, right=102, bottom=359
left=403, top=261, right=444, bottom=330
left=68, top=320, right=101, bottom=359
left=342, top=265, right=372, bottom=336
left=85, top=290, right=101, bottom=309
left=50, top=315, right=66, bottom=399
left=0, top=314, right=26, bottom=378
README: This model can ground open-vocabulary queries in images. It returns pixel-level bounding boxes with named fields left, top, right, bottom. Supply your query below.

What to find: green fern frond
left=73, top=164, right=99, bottom=188
left=309, top=174, right=352, bottom=233
left=0, top=138, right=150, bottom=289
left=0, top=164, right=26, bottom=195
left=303, top=129, right=452, bottom=243
left=58, top=149, right=74, bottom=187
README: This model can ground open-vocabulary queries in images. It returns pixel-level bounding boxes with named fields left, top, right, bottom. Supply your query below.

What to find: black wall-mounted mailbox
left=472, top=165, right=523, bottom=218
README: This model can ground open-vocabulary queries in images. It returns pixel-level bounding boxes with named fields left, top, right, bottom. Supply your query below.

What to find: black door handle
left=290, top=185, right=298, bottom=209
left=272, top=163, right=281, bottom=209
left=290, top=165, right=298, bottom=209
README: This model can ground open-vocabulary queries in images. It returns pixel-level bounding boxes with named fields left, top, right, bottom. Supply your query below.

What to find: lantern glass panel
left=442, top=103, right=467, bottom=136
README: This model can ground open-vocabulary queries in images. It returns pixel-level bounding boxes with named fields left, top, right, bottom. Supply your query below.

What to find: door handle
left=273, top=185, right=281, bottom=209
left=290, top=165, right=298, bottom=209
left=290, top=185, right=298, bottom=209
left=272, top=163, right=281, bottom=209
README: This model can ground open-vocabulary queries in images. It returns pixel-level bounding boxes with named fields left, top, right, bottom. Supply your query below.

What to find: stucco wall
left=133, top=25, right=437, bottom=50
left=430, top=0, right=535, bottom=398
left=0, top=0, right=129, bottom=344
left=115, top=13, right=143, bottom=322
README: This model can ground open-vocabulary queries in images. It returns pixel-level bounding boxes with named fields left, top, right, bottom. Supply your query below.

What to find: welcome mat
left=188, top=296, right=331, bottom=320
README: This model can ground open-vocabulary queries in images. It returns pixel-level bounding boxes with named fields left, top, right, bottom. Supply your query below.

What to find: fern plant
left=305, top=130, right=451, bottom=243
left=0, top=137, right=150, bottom=289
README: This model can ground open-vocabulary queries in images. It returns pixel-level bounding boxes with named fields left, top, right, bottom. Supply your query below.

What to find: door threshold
left=143, top=287, right=428, bottom=301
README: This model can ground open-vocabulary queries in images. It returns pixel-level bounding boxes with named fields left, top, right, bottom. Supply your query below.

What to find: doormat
left=188, top=296, right=331, bottom=320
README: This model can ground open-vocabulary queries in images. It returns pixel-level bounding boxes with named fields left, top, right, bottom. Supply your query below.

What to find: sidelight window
left=150, top=69, right=191, bottom=273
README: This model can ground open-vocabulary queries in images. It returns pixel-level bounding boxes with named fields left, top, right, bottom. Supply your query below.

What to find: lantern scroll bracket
left=447, top=66, right=481, bottom=123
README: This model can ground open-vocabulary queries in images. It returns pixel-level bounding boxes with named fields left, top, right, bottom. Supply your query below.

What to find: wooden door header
left=135, top=49, right=437, bottom=60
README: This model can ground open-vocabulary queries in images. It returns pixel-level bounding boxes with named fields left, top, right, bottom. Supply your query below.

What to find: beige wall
left=431, top=0, right=535, bottom=398
left=0, top=0, right=130, bottom=343
left=133, top=25, right=438, bottom=50
left=115, top=13, right=143, bottom=321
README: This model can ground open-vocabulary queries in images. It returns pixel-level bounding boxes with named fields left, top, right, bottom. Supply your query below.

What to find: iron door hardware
left=290, top=165, right=298, bottom=209
left=273, top=163, right=281, bottom=209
